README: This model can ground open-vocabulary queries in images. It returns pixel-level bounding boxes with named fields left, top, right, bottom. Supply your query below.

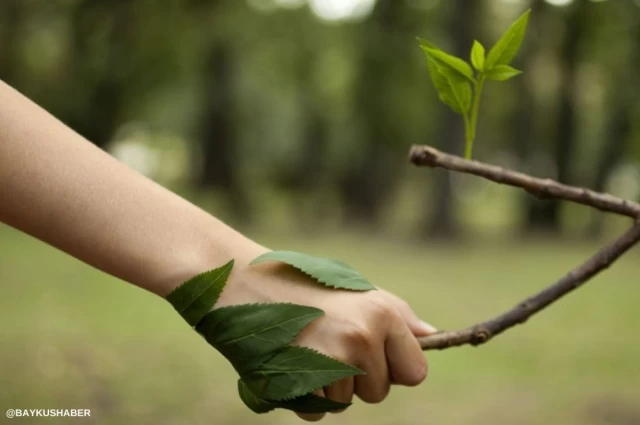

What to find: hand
left=216, top=246, right=437, bottom=422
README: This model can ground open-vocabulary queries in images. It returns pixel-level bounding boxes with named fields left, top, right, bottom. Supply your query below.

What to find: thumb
left=385, top=291, right=437, bottom=337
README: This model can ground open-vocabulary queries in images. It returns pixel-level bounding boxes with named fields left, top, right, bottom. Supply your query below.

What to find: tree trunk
left=279, top=54, right=328, bottom=194
left=524, top=3, right=588, bottom=235
left=197, top=41, right=250, bottom=222
left=512, top=0, right=546, bottom=233
left=0, top=0, right=24, bottom=87
left=63, top=0, right=132, bottom=150
left=586, top=2, right=640, bottom=238
left=337, top=0, right=410, bottom=227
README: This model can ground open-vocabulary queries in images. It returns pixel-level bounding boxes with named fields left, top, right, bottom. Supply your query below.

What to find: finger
left=385, top=316, right=428, bottom=387
left=296, top=389, right=326, bottom=422
left=324, top=377, right=354, bottom=413
left=354, top=339, right=390, bottom=404
left=385, top=290, right=437, bottom=337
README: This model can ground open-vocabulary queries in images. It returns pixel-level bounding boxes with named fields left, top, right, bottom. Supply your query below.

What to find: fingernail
left=419, top=320, right=438, bottom=334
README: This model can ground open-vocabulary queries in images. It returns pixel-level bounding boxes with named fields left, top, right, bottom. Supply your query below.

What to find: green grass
left=1, top=223, right=639, bottom=425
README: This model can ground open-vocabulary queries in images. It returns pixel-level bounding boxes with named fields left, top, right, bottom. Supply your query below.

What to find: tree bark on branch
left=409, top=145, right=640, bottom=350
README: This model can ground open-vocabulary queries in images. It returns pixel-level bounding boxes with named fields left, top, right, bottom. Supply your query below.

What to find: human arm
left=0, top=80, right=435, bottom=421
left=0, top=79, right=260, bottom=296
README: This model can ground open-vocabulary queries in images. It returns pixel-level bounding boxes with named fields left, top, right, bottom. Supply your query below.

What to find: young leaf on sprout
left=424, top=53, right=466, bottom=114
left=250, top=251, right=376, bottom=291
left=441, top=68, right=472, bottom=115
left=166, top=260, right=233, bottom=326
left=485, top=9, right=531, bottom=69
left=470, top=40, right=485, bottom=71
left=484, top=64, right=522, bottom=81
left=416, top=39, right=473, bottom=116
left=416, top=9, right=531, bottom=159
left=420, top=46, right=475, bottom=82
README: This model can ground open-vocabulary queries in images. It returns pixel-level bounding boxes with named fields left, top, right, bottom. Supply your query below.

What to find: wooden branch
left=417, top=223, right=640, bottom=350
left=409, top=145, right=640, bottom=219
left=408, top=145, right=640, bottom=350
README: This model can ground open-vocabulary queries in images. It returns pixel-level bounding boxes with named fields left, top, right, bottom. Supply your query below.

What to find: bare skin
left=0, top=80, right=436, bottom=421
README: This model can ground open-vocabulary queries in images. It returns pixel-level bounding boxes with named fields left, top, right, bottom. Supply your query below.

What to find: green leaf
left=238, top=379, right=276, bottom=414
left=416, top=37, right=441, bottom=52
left=421, top=46, right=475, bottom=82
left=471, top=40, right=485, bottom=71
left=238, top=379, right=351, bottom=414
left=486, top=9, right=531, bottom=69
left=250, top=251, right=376, bottom=291
left=441, top=67, right=472, bottom=114
left=197, top=303, right=324, bottom=363
left=240, top=346, right=363, bottom=401
left=166, top=260, right=233, bottom=326
left=484, top=64, right=522, bottom=81
left=417, top=39, right=472, bottom=115
left=424, top=55, right=462, bottom=114
left=276, top=393, right=351, bottom=414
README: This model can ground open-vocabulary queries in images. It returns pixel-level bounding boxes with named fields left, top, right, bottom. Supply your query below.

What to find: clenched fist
left=217, top=248, right=437, bottom=421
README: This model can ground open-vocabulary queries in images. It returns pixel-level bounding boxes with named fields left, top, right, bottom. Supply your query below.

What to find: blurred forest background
left=2, top=0, right=639, bottom=239
left=1, top=0, right=640, bottom=424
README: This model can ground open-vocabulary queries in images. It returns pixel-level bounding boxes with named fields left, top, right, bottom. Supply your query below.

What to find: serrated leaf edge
left=198, top=303, right=324, bottom=347
left=166, top=259, right=234, bottom=326
left=250, top=252, right=375, bottom=292
left=486, top=9, right=531, bottom=69
left=421, top=46, right=476, bottom=83
left=237, top=379, right=276, bottom=414
left=242, top=346, right=364, bottom=401
left=275, top=393, right=352, bottom=412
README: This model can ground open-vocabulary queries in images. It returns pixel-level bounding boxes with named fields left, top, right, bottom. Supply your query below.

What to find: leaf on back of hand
left=196, top=303, right=324, bottom=364
left=237, top=379, right=351, bottom=414
left=238, top=379, right=276, bottom=414
left=486, top=9, right=531, bottom=69
left=484, top=64, right=522, bottom=81
left=240, top=346, right=363, bottom=401
left=250, top=251, right=376, bottom=291
left=275, top=392, right=351, bottom=414
left=166, top=260, right=233, bottom=326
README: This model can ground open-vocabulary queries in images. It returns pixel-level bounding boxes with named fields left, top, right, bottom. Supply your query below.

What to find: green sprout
left=418, top=9, right=531, bottom=159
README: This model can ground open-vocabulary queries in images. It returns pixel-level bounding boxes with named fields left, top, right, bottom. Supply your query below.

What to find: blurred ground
left=1, top=222, right=638, bottom=425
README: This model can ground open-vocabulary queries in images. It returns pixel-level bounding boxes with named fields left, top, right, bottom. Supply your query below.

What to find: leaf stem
left=463, top=113, right=473, bottom=158
left=465, top=76, right=486, bottom=159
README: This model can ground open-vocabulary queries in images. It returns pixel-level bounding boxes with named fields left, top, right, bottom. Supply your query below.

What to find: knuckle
left=403, top=361, right=428, bottom=387
left=368, top=292, right=398, bottom=319
left=359, top=384, right=390, bottom=404
left=342, top=324, right=375, bottom=349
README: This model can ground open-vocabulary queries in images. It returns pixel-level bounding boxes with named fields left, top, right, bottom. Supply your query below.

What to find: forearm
left=0, top=80, right=262, bottom=296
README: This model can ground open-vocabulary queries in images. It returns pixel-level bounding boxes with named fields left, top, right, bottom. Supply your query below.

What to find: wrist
left=149, top=218, right=268, bottom=299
